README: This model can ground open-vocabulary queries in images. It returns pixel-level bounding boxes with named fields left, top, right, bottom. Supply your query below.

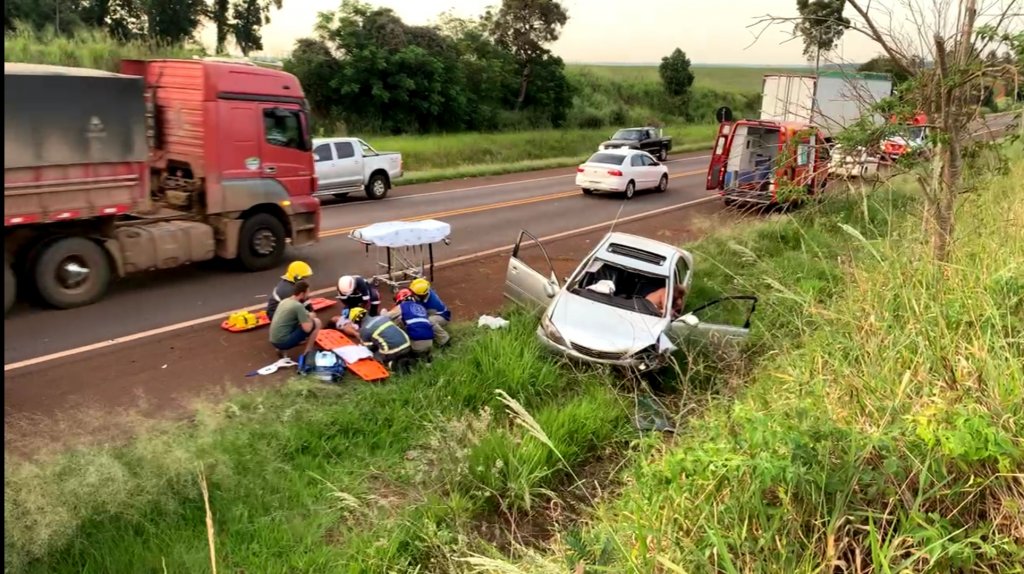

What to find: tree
left=143, top=0, right=206, bottom=44
left=795, top=0, right=850, bottom=71
left=284, top=38, right=342, bottom=123
left=821, top=0, right=1018, bottom=262
left=858, top=55, right=911, bottom=85
left=231, top=0, right=281, bottom=56
left=659, top=48, right=695, bottom=99
left=211, top=0, right=231, bottom=53
left=485, top=0, right=568, bottom=110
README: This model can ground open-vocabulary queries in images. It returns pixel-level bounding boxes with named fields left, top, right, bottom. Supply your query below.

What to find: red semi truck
left=4, top=59, right=321, bottom=315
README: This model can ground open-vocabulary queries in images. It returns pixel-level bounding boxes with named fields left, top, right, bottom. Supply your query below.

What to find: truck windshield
left=611, top=129, right=643, bottom=140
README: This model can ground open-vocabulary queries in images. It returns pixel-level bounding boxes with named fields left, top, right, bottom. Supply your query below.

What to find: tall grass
left=3, top=27, right=199, bottom=71
left=530, top=149, right=1024, bottom=572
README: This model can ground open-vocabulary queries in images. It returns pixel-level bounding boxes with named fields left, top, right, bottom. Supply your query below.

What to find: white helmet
left=337, top=275, right=356, bottom=297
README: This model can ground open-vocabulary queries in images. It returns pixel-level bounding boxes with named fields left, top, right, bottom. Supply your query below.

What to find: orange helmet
left=394, top=288, right=414, bottom=303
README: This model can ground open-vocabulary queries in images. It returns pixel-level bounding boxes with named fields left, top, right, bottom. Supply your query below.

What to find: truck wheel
left=33, top=237, right=111, bottom=309
left=5, top=259, right=15, bottom=316
left=238, top=213, right=286, bottom=272
left=658, top=147, right=668, bottom=161
left=365, top=174, right=389, bottom=200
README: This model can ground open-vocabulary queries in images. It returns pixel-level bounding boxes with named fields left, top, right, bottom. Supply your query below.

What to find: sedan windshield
left=611, top=129, right=643, bottom=140
left=568, top=259, right=667, bottom=317
left=587, top=153, right=627, bottom=166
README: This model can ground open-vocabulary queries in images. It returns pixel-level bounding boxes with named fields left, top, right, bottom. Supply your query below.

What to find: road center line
left=321, top=154, right=712, bottom=207
left=5, top=175, right=714, bottom=372
left=319, top=169, right=704, bottom=239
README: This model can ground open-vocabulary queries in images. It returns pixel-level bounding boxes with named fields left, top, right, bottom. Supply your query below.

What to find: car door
left=332, top=141, right=363, bottom=188
left=641, top=129, right=658, bottom=154
left=641, top=153, right=663, bottom=188
left=504, top=230, right=560, bottom=314
left=629, top=154, right=650, bottom=188
left=706, top=123, right=733, bottom=190
left=259, top=105, right=314, bottom=198
left=670, top=295, right=757, bottom=347
left=312, top=142, right=337, bottom=190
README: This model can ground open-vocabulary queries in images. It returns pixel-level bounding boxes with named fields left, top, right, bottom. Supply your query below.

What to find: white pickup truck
left=312, top=137, right=403, bottom=200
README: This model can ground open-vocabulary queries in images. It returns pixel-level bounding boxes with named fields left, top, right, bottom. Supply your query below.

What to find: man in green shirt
left=269, top=280, right=321, bottom=357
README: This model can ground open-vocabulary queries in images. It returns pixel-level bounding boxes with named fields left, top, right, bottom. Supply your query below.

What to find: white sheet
left=350, top=219, right=451, bottom=247
left=333, top=345, right=373, bottom=364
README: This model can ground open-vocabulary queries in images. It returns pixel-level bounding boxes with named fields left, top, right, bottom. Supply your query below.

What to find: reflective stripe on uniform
left=371, top=321, right=410, bottom=353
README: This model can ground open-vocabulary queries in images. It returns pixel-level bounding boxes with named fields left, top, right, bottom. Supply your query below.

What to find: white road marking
left=321, top=154, right=711, bottom=207
left=4, top=195, right=719, bottom=372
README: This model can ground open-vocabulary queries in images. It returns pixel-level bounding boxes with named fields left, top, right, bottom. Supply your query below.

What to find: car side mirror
left=680, top=313, right=700, bottom=327
left=543, top=281, right=557, bottom=298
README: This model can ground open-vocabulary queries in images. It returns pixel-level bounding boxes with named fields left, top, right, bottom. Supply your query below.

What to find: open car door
left=706, top=123, right=733, bottom=190
left=670, top=295, right=757, bottom=346
left=504, top=230, right=560, bottom=314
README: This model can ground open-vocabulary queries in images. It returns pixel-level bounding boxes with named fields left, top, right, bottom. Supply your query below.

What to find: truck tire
left=238, top=213, right=286, bottom=272
left=658, top=147, right=668, bottom=161
left=5, top=259, right=15, bottom=316
left=365, top=173, right=389, bottom=200
left=33, top=237, right=111, bottom=309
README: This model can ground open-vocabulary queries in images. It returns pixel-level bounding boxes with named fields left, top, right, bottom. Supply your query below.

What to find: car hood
left=600, top=139, right=641, bottom=149
left=548, top=291, right=669, bottom=356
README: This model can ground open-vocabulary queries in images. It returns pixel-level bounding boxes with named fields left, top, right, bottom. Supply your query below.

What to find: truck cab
left=706, top=120, right=828, bottom=206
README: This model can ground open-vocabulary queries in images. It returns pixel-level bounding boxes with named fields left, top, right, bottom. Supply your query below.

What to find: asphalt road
left=4, top=150, right=715, bottom=364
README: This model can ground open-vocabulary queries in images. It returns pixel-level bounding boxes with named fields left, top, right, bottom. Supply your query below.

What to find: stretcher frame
left=348, top=228, right=451, bottom=290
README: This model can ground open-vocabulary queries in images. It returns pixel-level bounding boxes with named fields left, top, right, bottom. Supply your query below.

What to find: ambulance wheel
left=365, top=173, right=389, bottom=200
left=34, top=237, right=111, bottom=309
left=238, top=213, right=286, bottom=272
left=623, top=181, right=636, bottom=200
left=5, top=259, right=15, bottom=316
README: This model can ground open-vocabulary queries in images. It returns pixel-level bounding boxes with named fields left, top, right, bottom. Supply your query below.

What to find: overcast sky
left=201, top=0, right=1020, bottom=65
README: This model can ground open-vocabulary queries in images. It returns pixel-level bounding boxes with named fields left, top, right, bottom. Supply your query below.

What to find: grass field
left=7, top=145, right=1021, bottom=572
left=569, top=64, right=814, bottom=94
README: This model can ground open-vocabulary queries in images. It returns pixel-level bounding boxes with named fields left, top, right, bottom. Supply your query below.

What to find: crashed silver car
left=504, top=230, right=756, bottom=372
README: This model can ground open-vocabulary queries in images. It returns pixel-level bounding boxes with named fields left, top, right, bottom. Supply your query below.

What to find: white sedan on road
left=575, top=149, right=669, bottom=199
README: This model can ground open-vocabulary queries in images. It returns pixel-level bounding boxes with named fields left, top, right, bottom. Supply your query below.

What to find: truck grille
left=570, top=343, right=624, bottom=361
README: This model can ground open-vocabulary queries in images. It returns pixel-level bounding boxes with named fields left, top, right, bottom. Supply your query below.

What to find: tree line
left=285, top=0, right=574, bottom=134
left=3, top=0, right=280, bottom=55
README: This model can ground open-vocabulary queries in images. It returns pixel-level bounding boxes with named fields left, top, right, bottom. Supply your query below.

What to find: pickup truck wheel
left=658, top=147, right=668, bottom=161
left=623, top=181, right=636, bottom=200
left=657, top=174, right=669, bottom=192
left=5, top=259, right=15, bottom=316
left=34, top=237, right=110, bottom=309
left=365, top=174, right=389, bottom=200
left=238, top=213, right=286, bottom=272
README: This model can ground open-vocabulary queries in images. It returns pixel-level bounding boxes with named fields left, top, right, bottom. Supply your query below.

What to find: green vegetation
left=571, top=63, right=810, bottom=94
left=7, top=146, right=1021, bottom=572
left=2, top=27, right=198, bottom=70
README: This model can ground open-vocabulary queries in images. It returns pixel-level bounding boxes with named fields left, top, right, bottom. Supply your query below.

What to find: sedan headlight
left=540, top=313, right=568, bottom=347
left=631, top=344, right=668, bottom=371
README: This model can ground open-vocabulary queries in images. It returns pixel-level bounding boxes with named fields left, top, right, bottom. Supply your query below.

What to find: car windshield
left=587, top=152, right=627, bottom=166
left=611, top=129, right=643, bottom=140
left=907, top=127, right=926, bottom=141
left=568, top=258, right=667, bottom=317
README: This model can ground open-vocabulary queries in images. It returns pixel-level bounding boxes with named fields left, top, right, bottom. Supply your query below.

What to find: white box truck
left=759, top=71, right=894, bottom=140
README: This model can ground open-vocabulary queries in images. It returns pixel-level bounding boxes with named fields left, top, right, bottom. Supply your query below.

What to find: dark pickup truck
left=598, top=127, right=673, bottom=161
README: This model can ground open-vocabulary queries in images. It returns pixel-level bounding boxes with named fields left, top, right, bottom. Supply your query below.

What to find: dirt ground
left=4, top=201, right=730, bottom=453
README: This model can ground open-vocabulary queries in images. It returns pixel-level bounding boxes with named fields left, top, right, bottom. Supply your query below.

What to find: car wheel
left=5, top=259, right=16, bottom=316
left=238, top=213, right=287, bottom=271
left=365, top=173, right=389, bottom=200
left=623, top=181, right=636, bottom=200
left=657, top=174, right=669, bottom=192
left=659, top=147, right=668, bottom=161
left=33, top=237, right=111, bottom=309
left=581, top=188, right=594, bottom=195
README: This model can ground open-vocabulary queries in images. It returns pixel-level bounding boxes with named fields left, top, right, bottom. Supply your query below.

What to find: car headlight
left=631, top=344, right=667, bottom=371
left=540, top=314, right=568, bottom=347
